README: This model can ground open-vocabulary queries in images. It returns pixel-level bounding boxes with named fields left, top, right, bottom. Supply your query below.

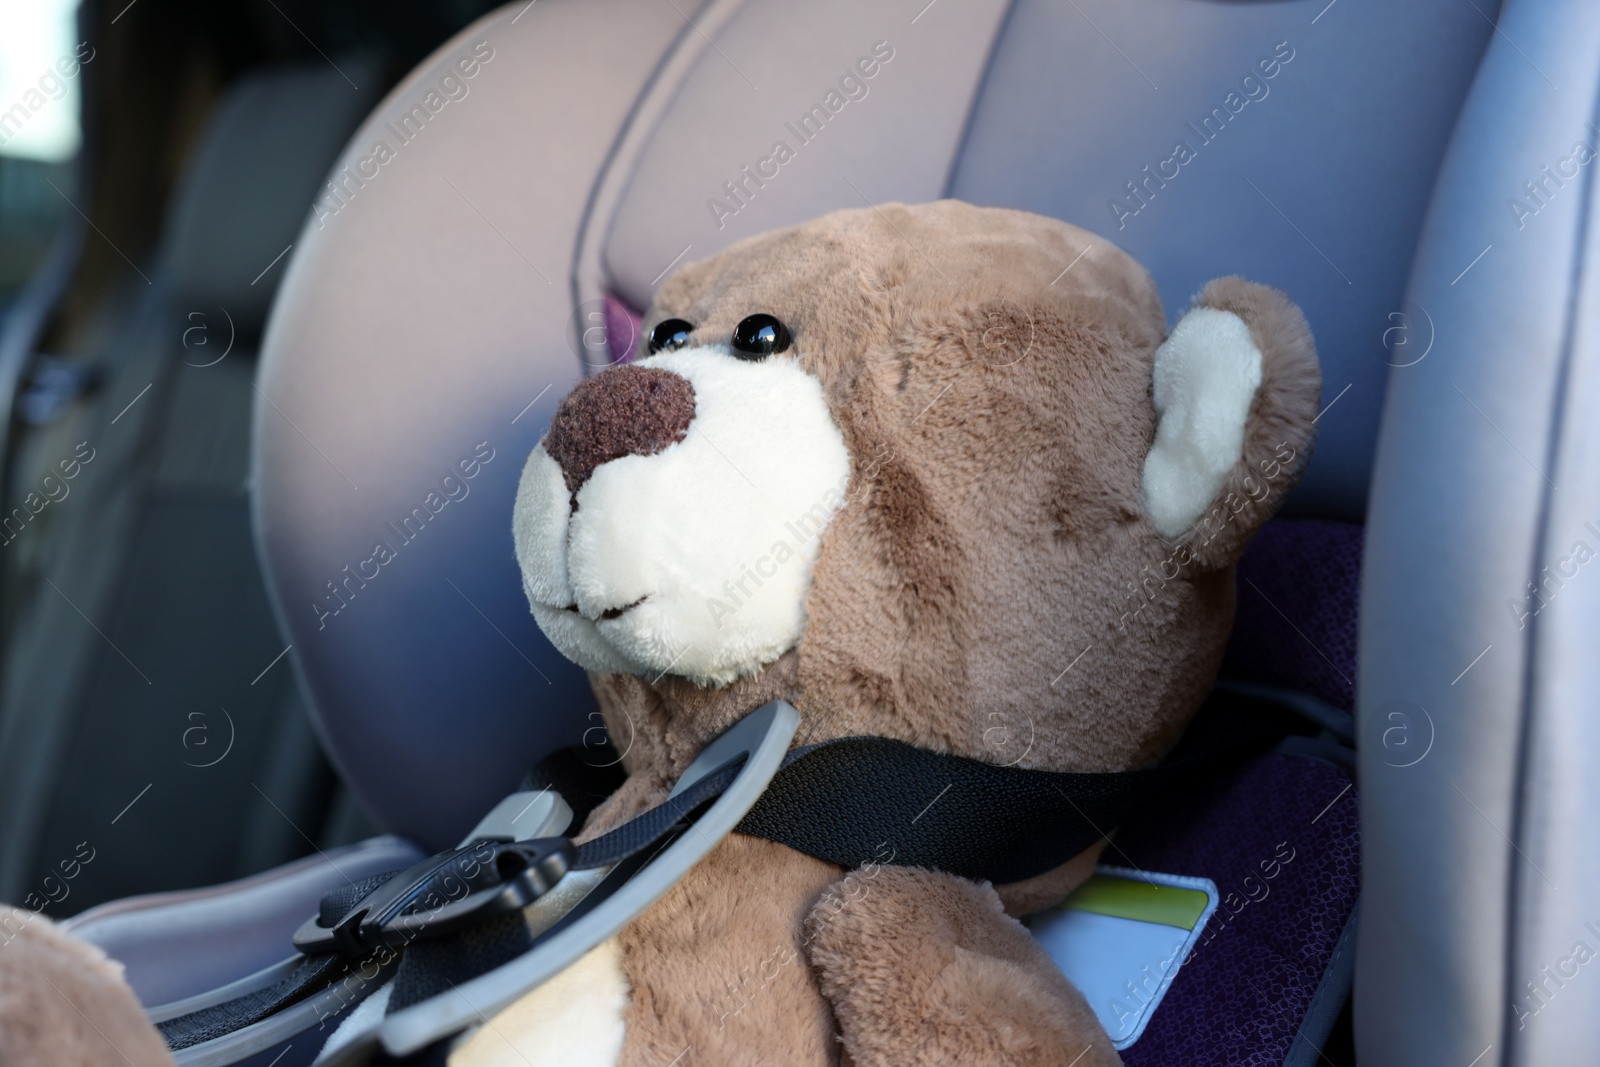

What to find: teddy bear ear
left=1139, top=277, right=1322, bottom=570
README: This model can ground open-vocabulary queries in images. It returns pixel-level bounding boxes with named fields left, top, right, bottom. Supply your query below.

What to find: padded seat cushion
left=1114, top=749, right=1359, bottom=1066
left=1224, top=520, right=1362, bottom=712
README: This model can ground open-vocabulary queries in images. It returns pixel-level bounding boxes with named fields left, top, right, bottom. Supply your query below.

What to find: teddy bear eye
left=647, top=318, right=695, bottom=354
left=730, top=314, right=791, bottom=360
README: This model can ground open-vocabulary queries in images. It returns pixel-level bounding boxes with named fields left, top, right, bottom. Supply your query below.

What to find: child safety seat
left=62, top=0, right=1600, bottom=1064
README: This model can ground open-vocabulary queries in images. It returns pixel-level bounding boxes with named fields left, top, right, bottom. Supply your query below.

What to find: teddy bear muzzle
left=513, top=344, right=853, bottom=687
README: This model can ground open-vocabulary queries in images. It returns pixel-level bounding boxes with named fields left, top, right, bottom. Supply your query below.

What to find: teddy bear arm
left=0, top=906, right=177, bottom=1067
left=803, top=866, right=1120, bottom=1067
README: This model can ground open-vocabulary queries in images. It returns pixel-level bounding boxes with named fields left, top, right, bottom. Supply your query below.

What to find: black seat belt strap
left=157, top=687, right=1306, bottom=1056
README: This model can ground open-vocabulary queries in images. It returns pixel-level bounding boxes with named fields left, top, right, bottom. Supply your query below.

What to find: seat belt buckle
left=293, top=837, right=574, bottom=961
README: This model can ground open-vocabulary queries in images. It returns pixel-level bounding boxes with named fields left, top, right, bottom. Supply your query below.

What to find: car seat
left=59, top=0, right=1600, bottom=1063
left=0, top=57, right=388, bottom=915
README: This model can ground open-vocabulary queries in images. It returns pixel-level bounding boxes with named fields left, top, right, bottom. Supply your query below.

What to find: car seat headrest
left=165, top=59, right=382, bottom=340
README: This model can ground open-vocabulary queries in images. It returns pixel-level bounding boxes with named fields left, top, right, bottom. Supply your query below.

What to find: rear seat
left=0, top=59, right=384, bottom=914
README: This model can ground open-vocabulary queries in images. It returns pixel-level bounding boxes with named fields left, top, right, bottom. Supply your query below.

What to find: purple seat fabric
left=1223, top=520, right=1363, bottom=711
left=1116, top=752, right=1359, bottom=1066
left=605, top=293, right=643, bottom=363
left=1111, top=519, right=1363, bottom=1064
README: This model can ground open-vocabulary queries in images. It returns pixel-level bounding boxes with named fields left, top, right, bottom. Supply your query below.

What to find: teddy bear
left=0, top=199, right=1316, bottom=1067
left=460, top=199, right=1320, bottom=1066
left=0, top=905, right=175, bottom=1066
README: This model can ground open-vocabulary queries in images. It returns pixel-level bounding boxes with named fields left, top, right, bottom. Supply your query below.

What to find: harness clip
left=293, top=837, right=573, bottom=961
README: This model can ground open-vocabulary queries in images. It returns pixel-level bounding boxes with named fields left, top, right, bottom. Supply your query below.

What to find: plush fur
left=571, top=202, right=1317, bottom=782
left=500, top=201, right=1320, bottom=1064
left=0, top=201, right=1317, bottom=1066
left=518, top=344, right=854, bottom=685
left=451, top=936, right=630, bottom=1067
left=1142, top=306, right=1264, bottom=536
left=0, top=907, right=175, bottom=1067
left=808, top=866, right=1120, bottom=1066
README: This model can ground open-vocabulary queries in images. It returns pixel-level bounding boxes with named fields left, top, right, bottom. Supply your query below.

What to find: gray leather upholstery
left=948, top=0, right=1495, bottom=521
left=599, top=0, right=1496, bottom=522
left=1359, top=1, right=1600, bottom=1062
left=63, top=835, right=423, bottom=1008
left=254, top=1, right=701, bottom=851
left=598, top=0, right=1011, bottom=310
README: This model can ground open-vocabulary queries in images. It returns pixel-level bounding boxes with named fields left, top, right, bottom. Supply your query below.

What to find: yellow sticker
left=1059, top=874, right=1211, bottom=931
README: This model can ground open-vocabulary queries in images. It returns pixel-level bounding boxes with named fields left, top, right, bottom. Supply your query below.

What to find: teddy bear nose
left=542, top=364, right=697, bottom=504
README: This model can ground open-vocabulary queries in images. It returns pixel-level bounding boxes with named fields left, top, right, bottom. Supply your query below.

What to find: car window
left=0, top=0, right=84, bottom=303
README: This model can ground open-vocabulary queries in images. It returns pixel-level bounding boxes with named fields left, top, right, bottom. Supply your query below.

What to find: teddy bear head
left=514, top=200, right=1318, bottom=779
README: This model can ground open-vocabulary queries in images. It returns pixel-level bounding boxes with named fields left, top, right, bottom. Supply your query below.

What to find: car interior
left=0, top=0, right=1594, bottom=1064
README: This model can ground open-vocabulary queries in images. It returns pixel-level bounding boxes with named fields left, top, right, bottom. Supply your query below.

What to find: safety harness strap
left=731, top=693, right=1284, bottom=883
left=155, top=764, right=748, bottom=1049
left=157, top=955, right=347, bottom=1051
left=160, top=688, right=1303, bottom=1057
left=572, top=760, right=744, bottom=869
left=741, top=737, right=1164, bottom=884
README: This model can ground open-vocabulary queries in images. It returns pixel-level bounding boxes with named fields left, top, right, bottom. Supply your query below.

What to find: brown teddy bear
left=0, top=200, right=1316, bottom=1067
left=464, top=200, right=1320, bottom=1066
left=0, top=906, right=175, bottom=1066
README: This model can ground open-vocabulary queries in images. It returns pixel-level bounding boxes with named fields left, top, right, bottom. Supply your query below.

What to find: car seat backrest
left=253, top=0, right=1493, bottom=860
left=1359, top=1, right=1600, bottom=1062
left=254, top=1, right=694, bottom=851
left=601, top=0, right=1495, bottom=521
left=590, top=0, right=1011, bottom=312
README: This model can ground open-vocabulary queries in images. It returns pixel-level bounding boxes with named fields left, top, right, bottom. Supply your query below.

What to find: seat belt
left=158, top=685, right=1318, bottom=1062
